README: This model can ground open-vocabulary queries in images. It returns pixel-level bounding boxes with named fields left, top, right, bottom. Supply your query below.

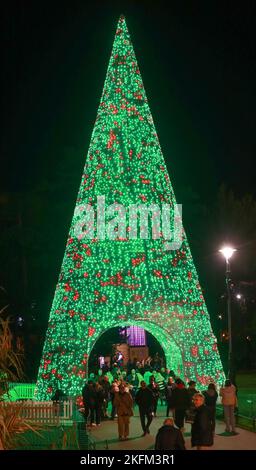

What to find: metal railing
left=216, top=404, right=256, bottom=431
left=2, top=382, right=36, bottom=401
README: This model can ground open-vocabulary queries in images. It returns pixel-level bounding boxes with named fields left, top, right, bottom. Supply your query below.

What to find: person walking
left=191, top=393, right=214, bottom=450
left=94, top=381, right=104, bottom=426
left=148, top=375, right=160, bottom=415
left=155, top=418, right=186, bottom=450
left=171, top=378, right=190, bottom=431
left=82, top=380, right=97, bottom=427
left=135, top=381, right=154, bottom=436
left=101, top=375, right=111, bottom=419
left=114, top=383, right=133, bottom=441
left=110, top=379, right=119, bottom=419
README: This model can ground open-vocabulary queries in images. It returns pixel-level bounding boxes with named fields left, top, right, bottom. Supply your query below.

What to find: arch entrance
left=88, top=322, right=183, bottom=379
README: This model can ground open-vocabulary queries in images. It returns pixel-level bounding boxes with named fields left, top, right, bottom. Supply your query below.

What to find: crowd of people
left=74, top=358, right=239, bottom=450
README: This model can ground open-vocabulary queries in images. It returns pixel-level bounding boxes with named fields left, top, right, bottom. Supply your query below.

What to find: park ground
left=14, top=371, right=256, bottom=450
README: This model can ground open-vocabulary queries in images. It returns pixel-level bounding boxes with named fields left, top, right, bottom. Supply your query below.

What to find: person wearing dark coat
left=186, top=380, right=198, bottom=424
left=94, top=382, right=104, bottom=425
left=155, top=418, right=186, bottom=450
left=203, top=383, right=218, bottom=432
left=82, top=380, right=98, bottom=425
left=135, top=381, right=154, bottom=435
left=148, top=376, right=160, bottom=415
left=101, top=375, right=111, bottom=419
left=165, top=377, right=177, bottom=417
left=171, top=378, right=190, bottom=430
left=191, top=393, right=214, bottom=450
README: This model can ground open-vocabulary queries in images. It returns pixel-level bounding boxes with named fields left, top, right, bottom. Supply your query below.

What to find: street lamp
left=219, top=246, right=237, bottom=381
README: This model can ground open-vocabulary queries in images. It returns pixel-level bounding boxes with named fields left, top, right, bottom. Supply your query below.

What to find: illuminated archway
left=88, top=322, right=183, bottom=378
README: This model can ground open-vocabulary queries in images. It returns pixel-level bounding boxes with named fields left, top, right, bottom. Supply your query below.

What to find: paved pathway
left=86, top=405, right=256, bottom=450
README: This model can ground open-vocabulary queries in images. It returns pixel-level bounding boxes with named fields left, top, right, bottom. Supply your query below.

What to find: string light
left=36, top=16, right=225, bottom=399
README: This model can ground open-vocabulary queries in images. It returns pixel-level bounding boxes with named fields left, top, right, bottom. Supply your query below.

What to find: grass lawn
left=15, top=425, right=79, bottom=450
left=236, top=370, right=256, bottom=420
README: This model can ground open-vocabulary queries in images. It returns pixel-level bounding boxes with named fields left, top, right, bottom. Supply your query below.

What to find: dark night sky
left=1, top=1, right=256, bottom=199
left=1, top=1, right=256, bottom=317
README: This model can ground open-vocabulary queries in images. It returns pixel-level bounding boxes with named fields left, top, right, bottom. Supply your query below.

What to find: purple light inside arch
left=127, top=326, right=146, bottom=346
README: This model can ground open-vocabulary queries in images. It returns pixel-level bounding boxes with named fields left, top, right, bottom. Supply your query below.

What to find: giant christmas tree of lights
left=36, top=16, right=225, bottom=399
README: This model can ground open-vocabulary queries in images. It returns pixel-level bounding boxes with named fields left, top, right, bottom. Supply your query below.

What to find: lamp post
left=219, top=246, right=236, bottom=381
